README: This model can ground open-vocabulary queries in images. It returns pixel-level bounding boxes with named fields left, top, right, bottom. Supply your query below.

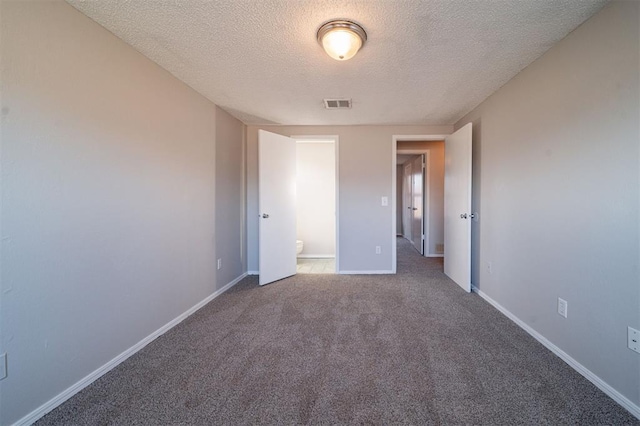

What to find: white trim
left=425, top=254, right=444, bottom=258
left=471, top=285, right=640, bottom=421
left=247, top=270, right=259, bottom=275
left=13, top=273, right=248, bottom=426
left=335, top=137, right=340, bottom=273
left=391, top=138, right=397, bottom=273
left=423, top=152, right=430, bottom=257
left=339, top=270, right=394, bottom=275
left=295, top=140, right=334, bottom=144
left=395, top=134, right=449, bottom=141
left=297, top=254, right=335, bottom=259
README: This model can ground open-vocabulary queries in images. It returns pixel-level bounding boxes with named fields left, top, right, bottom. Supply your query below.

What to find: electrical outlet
left=628, top=327, right=640, bottom=354
left=558, top=298, right=568, bottom=318
left=217, top=259, right=222, bottom=270
left=0, top=353, right=7, bottom=380
left=375, top=246, right=381, bottom=255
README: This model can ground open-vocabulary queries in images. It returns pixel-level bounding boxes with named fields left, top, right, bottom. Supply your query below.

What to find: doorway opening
left=392, top=135, right=447, bottom=272
left=294, top=137, right=338, bottom=274
left=398, top=153, right=426, bottom=254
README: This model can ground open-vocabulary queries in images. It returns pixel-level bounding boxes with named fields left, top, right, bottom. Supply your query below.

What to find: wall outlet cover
left=558, top=298, right=568, bottom=318
left=375, top=246, right=381, bottom=254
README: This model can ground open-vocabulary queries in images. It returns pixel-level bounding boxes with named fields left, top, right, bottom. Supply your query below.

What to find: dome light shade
left=317, top=20, right=367, bottom=61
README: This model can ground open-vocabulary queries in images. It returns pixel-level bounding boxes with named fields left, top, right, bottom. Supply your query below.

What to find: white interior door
left=258, top=130, right=297, bottom=285
left=402, top=163, right=412, bottom=239
left=444, top=123, right=472, bottom=292
left=410, top=155, right=424, bottom=254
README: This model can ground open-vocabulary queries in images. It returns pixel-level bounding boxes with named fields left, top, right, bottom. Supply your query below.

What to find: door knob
left=412, top=207, right=418, bottom=211
left=262, top=214, right=269, bottom=218
left=460, top=213, right=468, bottom=219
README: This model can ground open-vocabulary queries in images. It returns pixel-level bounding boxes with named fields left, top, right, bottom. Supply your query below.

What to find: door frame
left=392, top=134, right=449, bottom=273
left=292, top=135, right=340, bottom=273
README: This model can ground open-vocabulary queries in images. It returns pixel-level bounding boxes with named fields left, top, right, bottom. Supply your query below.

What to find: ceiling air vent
left=324, top=98, right=352, bottom=109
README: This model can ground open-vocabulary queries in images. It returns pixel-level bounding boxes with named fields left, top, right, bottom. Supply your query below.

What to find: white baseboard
left=425, top=254, right=444, bottom=258
left=471, top=285, right=640, bottom=421
left=339, top=270, right=394, bottom=275
left=297, top=254, right=335, bottom=259
left=247, top=270, right=259, bottom=275
left=13, top=273, right=248, bottom=426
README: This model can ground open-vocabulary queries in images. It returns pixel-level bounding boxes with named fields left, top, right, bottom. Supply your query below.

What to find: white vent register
left=324, top=98, right=352, bottom=109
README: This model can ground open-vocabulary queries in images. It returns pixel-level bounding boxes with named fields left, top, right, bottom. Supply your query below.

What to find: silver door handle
left=407, top=207, right=411, bottom=210
left=262, top=214, right=269, bottom=219
left=412, top=208, right=418, bottom=211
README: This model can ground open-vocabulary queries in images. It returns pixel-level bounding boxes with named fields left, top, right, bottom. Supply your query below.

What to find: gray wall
left=215, top=106, right=247, bottom=287
left=0, top=2, right=245, bottom=424
left=456, top=0, right=639, bottom=408
left=246, top=125, right=452, bottom=273
left=247, top=126, right=453, bottom=271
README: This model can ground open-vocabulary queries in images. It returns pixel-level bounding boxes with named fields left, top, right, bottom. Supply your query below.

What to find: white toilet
left=296, top=240, right=304, bottom=256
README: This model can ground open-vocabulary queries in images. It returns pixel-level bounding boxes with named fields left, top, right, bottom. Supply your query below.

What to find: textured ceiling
left=67, top=0, right=607, bottom=126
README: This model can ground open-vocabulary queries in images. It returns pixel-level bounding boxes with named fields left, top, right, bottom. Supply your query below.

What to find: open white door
left=258, top=130, right=297, bottom=285
left=444, top=123, right=472, bottom=292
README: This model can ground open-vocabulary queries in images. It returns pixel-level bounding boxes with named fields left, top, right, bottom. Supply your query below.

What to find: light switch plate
left=381, top=196, right=388, bottom=206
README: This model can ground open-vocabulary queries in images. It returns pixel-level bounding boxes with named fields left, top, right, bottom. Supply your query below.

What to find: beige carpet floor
left=37, top=238, right=638, bottom=425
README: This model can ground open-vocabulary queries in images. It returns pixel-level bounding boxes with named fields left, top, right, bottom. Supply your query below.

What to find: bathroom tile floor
left=296, top=258, right=336, bottom=274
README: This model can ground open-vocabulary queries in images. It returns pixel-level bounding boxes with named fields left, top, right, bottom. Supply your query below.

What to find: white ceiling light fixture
left=317, top=20, right=367, bottom=61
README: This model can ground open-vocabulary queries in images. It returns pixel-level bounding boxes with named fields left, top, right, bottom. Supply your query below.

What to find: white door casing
left=444, top=123, right=472, bottom=292
left=258, top=130, right=297, bottom=285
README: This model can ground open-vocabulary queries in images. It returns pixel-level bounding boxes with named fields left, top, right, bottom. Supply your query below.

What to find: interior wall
left=0, top=2, right=243, bottom=424
left=215, top=106, right=247, bottom=286
left=296, top=142, right=336, bottom=257
left=455, top=0, right=639, bottom=409
left=246, top=125, right=453, bottom=273
left=397, top=140, right=445, bottom=255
